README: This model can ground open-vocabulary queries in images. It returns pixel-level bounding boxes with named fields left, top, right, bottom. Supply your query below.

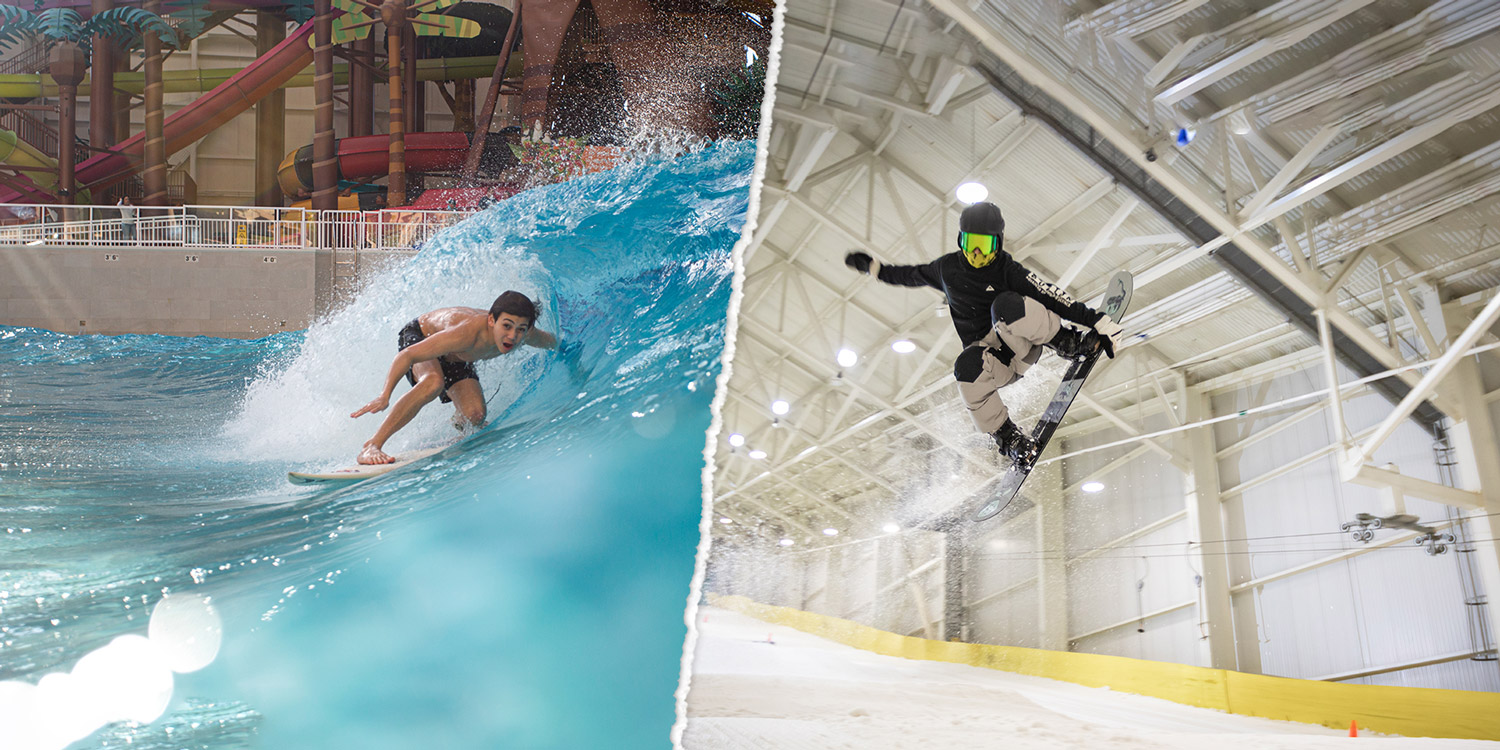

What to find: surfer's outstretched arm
left=357, top=369, right=444, bottom=464
left=525, top=327, right=557, bottom=350
left=351, top=330, right=469, bottom=418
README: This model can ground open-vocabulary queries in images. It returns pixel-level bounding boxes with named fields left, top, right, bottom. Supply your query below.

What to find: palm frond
left=85, top=7, right=181, bottom=50
left=33, top=8, right=84, bottom=43
left=283, top=0, right=314, bottom=24
left=411, top=14, right=478, bottom=38
left=0, top=6, right=36, bottom=48
left=163, top=0, right=212, bottom=39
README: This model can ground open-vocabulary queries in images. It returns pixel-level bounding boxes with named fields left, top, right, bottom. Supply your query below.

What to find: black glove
left=845, top=251, right=873, bottom=274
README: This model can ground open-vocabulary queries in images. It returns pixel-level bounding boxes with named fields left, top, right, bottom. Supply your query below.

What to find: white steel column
left=1216, top=386, right=1265, bottom=674
left=1184, top=388, right=1237, bottom=669
left=1033, top=460, right=1069, bottom=651
left=1440, top=299, right=1500, bottom=654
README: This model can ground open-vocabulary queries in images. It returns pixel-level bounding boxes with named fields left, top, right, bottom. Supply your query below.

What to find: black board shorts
left=398, top=319, right=479, bottom=404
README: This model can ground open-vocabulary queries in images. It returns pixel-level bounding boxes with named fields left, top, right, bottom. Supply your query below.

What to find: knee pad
left=990, top=291, right=1027, bottom=326
left=954, top=346, right=986, bottom=383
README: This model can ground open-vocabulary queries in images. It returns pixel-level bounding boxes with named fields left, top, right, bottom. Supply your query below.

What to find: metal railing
left=0, top=202, right=470, bottom=251
left=0, top=41, right=46, bottom=76
left=0, top=108, right=91, bottom=168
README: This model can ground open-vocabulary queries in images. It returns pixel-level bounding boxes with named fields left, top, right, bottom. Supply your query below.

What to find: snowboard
left=972, top=271, right=1133, bottom=522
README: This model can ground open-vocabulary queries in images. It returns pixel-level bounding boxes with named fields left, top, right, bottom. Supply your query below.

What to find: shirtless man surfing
left=351, top=290, right=556, bottom=464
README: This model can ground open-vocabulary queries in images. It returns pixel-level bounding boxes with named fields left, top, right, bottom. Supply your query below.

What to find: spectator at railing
left=116, top=196, right=136, bottom=243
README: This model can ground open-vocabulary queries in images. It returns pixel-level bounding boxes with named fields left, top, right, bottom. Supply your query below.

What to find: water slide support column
left=382, top=0, right=408, bottom=206
left=462, top=4, right=520, bottom=179
left=403, top=23, right=418, bottom=134
left=50, top=43, right=86, bottom=204
left=255, top=10, right=286, bottom=206
left=142, top=0, right=167, bottom=206
left=112, top=45, right=129, bottom=146
left=311, top=0, right=338, bottom=212
left=89, top=0, right=116, bottom=149
left=517, top=0, right=581, bottom=134
left=349, top=35, right=375, bottom=137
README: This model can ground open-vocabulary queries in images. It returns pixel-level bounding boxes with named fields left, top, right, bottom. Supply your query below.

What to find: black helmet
left=959, top=201, right=1005, bottom=236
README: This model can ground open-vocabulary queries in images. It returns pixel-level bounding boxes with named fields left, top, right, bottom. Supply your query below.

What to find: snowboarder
left=844, top=201, right=1125, bottom=466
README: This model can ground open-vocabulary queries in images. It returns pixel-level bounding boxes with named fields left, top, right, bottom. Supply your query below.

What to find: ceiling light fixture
left=836, top=348, right=858, bottom=368
left=955, top=182, right=988, bottom=204
left=882, top=523, right=900, bottom=534
left=1081, top=481, right=1105, bottom=493
left=728, top=433, right=745, bottom=447
left=822, top=528, right=839, bottom=536
left=779, top=538, right=794, bottom=547
left=891, top=340, right=916, bottom=354
left=748, top=449, right=767, bottom=460
left=771, top=400, right=790, bottom=416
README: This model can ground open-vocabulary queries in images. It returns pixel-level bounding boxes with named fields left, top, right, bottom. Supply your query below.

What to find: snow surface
left=681, top=606, right=1495, bottom=749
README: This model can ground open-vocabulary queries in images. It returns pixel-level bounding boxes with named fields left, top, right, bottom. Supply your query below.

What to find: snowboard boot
left=1047, top=325, right=1098, bottom=361
left=991, top=419, right=1039, bottom=468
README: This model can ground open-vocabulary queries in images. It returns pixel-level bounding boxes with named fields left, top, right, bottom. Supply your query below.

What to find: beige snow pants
left=954, top=293, right=1061, bottom=434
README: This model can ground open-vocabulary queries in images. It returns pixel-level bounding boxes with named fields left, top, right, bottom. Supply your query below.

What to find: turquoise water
left=0, top=141, right=752, bottom=749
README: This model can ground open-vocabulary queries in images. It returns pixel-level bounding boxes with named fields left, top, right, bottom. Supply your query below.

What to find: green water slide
left=0, top=128, right=58, bottom=189
left=0, top=54, right=519, bottom=99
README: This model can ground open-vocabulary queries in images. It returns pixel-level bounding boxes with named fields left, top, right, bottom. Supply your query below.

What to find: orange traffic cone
left=1349, top=720, right=1359, bottom=737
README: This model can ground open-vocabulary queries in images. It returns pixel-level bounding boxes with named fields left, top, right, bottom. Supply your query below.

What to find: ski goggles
left=959, top=231, right=1000, bottom=268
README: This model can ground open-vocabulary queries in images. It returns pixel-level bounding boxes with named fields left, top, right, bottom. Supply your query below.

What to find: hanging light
left=1082, top=481, right=1105, bottom=493
left=779, top=538, right=794, bottom=547
left=748, top=449, right=767, bottom=460
left=882, top=523, right=900, bottom=534
left=955, top=182, right=988, bottom=204
left=771, top=399, right=790, bottom=416
left=891, top=340, right=916, bottom=354
left=728, top=433, right=746, bottom=447
left=836, top=348, right=858, bottom=368
left=822, top=528, right=839, bottom=536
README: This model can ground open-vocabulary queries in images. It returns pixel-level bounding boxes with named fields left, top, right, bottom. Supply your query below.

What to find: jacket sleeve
left=1004, top=261, right=1104, bottom=328
left=875, top=258, right=943, bottom=291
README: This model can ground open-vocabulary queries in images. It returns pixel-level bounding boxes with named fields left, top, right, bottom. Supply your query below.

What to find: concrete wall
left=1, top=244, right=320, bottom=336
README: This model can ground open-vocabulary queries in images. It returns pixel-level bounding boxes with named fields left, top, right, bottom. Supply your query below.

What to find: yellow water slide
left=0, top=128, right=58, bottom=190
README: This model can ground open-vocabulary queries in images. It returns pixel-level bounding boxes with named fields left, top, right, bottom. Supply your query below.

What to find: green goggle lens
left=960, top=231, right=998, bottom=260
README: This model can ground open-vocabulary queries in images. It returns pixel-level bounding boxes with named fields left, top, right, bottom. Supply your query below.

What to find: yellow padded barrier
left=708, top=594, right=1500, bottom=740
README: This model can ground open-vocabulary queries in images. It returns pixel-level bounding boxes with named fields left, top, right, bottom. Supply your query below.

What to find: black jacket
left=876, top=251, right=1103, bottom=346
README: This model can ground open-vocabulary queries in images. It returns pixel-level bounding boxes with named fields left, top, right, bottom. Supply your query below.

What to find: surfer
left=351, top=290, right=556, bottom=465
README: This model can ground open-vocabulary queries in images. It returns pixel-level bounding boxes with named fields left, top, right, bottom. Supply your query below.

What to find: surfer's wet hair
left=489, top=290, right=539, bottom=324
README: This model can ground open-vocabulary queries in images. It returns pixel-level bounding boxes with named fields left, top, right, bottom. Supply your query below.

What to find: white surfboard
left=287, top=446, right=448, bottom=486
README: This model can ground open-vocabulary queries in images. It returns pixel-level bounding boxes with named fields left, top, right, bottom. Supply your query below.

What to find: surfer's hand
left=1094, top=317, right=1124, bottom=359
left=351, top=395, right=389, bottom=418
left=845, top=251, right=879, bottom=275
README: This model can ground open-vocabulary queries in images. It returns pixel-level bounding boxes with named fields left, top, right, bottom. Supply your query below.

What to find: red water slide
left=277, top=131, right=476, bottom=196
left=0, top=21, right=315, bottom=203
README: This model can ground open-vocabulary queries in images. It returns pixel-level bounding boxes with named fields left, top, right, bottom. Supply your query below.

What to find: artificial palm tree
left=0, top=1, right=177, bottom=203
left=308, top=0, right=478, bottom=206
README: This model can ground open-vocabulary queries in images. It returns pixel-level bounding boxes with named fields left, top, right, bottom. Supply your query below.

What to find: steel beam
left=1346, top=291, right=1500, bottom=472
left=930, top=12, right=1447, bottom=435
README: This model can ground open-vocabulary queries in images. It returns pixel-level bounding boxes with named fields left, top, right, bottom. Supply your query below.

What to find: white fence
left=0, top=203, right=470, bottom=252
